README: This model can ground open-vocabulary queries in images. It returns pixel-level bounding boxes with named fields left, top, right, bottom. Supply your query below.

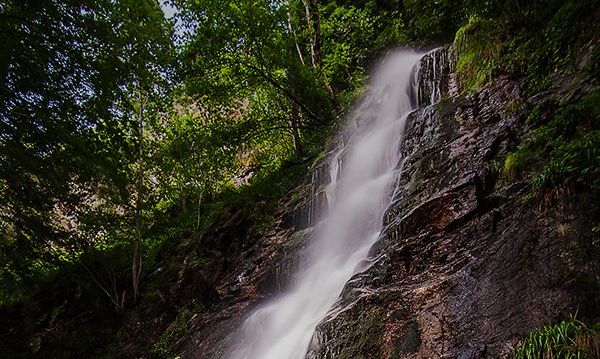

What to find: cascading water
left=228, top=50, right=427, bottom=359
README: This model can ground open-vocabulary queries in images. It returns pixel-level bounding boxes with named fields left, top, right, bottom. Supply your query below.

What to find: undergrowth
left=501, top=90, right=600, bottom=202
left=453, top=0, right=598, bottom=94
left=514, top=318, right=600, bottom=359
left=150, top=307, right=193, bottom=359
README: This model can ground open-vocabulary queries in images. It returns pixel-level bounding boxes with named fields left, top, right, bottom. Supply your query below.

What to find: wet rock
left=178, top=153, right=331, bottom=359
left=305, top=48, right=600, bottom=359
left=393, top=180, right=478, bottom=238
left=178, top=47, right=600, bottom=359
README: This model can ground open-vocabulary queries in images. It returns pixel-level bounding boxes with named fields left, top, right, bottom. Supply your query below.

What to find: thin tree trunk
left=245, top=60, right=325, bottom=124
left=286, top=3, right=305, bottom=157
left=81, top=264, right=124, bottom=311
left=196, top=193, right=202, bottom=229
left=307, top=0, right=321, bottom=68
left=132, top=91, right=144, bottom=305
left=302, top=0, right=313, bottom=62
left=289, top=99, right=303, bottom=160
left=322, top=77, right=338, bottom=108
left=303, top=0, right=339, bottom=108
left=287, top=0, right=305, bottom=65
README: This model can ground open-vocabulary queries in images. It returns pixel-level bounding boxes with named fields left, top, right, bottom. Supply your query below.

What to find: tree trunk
left=286, top=2, right=305, bottom=157
left=287, top=0, right=305, bottom=65
left=289, top=99, right=303, bottom=160
left=132, top=91, right=144, bottom=305
left=307, top=0, right=321, bottom=68
left=322, top=76, right=339, bottom=109
left=303, top=0, right=339, bottom=108
left=245, top=60, right=325, bottom=125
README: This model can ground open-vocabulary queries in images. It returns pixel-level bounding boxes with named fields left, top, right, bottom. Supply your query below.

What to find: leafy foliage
left=151, top=307, right=192, bottom=359
left=451, top=0, right=599, bottom=94
left=0, top=0, right=174, bottom=304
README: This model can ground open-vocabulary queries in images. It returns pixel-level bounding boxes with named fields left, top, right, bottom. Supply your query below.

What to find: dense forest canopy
left=0, top=0, right=174, bottom=303
left=0, top=0, right=598, bottom=356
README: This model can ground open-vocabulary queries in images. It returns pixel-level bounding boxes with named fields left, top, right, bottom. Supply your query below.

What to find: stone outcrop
left=180, top=47, right=600, bottom=358
left=305, top=50, right=600, bottom=358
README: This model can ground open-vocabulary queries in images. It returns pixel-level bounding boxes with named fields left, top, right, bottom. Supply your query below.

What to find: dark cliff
left=178, top=46, right=599, bottom=358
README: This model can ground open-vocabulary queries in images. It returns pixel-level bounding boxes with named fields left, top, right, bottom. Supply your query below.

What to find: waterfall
left=228, top=50, right=429, bottom=359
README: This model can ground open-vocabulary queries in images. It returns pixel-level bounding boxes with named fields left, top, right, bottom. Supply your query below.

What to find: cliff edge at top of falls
left=177, top=46, right=600, bottom=359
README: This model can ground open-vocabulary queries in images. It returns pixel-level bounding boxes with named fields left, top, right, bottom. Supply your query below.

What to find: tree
left=176, top=0, right=336, bottom=159
left=303, top=0, right=338, bottom=107
left=0, top=0, right=173, bottom=303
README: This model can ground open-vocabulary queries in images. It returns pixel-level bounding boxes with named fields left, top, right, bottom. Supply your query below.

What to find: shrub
left=502, top=90, right=600, bottom=201
left=514, top=318, right=600, bottom=359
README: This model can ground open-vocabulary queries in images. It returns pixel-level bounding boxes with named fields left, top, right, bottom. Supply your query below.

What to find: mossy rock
left=285, top=227, right=313, bottom=250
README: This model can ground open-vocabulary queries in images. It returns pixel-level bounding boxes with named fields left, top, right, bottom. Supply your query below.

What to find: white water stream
left=229, top=51, right=425, bottom=359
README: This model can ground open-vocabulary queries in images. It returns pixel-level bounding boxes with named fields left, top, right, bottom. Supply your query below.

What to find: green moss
left=151, top=308, right=193, bottom=359
left=514, top=317, right=600, bottom=359
left=285, top=227, right=313, bottom=250
left=320, top=306, right=385, bottom=359
left=337, top=313, right=384, bottom=358
left=452, top=16, right=502, bottom=93
left=592, top=226, right=600, bottom=246
left=526, top=99, right=558, bottom=125
left=393, top=320, right=421, bottom=355
left=504, top=99, right=525, bottom=118
left=502, top=148, right=542, bottom=181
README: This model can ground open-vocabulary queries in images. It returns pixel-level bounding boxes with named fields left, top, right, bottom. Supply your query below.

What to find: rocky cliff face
left=180, top=47, right=600, bottom=358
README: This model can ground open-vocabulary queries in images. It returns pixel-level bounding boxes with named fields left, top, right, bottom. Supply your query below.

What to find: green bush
left=503, top=0, right=597, bottom=93
left=530, top=131, right=600, bottom=197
